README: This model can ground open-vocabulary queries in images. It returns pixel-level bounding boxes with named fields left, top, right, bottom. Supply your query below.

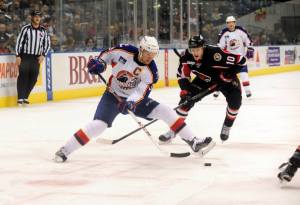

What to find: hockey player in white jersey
left=54, top=36, right=214, bottom=162
left=214, top=16, right=254, bottom=98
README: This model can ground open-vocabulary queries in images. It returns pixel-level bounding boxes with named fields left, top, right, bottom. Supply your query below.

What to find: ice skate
left=220, top=124, right=231, bottom=141
left=54, top=147, right=68, bottom=163
left=183, top=136, right=214, bottom=153
left=278, top=162, right=297, bottom=183
left=245, top=90, right=252, bottom=98
left=158, top=130, right=176, bottom=144
left=213, top=91, right=220, bottom=98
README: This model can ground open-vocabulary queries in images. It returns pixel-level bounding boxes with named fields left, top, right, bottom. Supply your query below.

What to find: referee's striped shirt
left=15, top=24, right=51, bottom=57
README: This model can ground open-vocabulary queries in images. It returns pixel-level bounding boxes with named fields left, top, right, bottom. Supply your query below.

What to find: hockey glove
left=118, top=100, right=136, bottom=115
left=180, top=90, right=193, bottom=107
left=246, top=47, right=254, bottom=59
left=218, top=72, right=235, bottom=83
left=87, top=58, right=107, bottom=75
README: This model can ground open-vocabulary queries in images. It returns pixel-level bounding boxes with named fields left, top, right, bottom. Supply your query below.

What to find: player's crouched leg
left=54, top=120, right=108, bottom=163
left=148, top=103, right=215, bottom=153
left=159, top=100, right=193, bottom=144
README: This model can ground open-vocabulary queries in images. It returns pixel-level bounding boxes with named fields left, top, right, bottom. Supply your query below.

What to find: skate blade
left=158, top=139, right=173, bottom=145
left=198, top=141, right=216, bottom=156
left=279, top=179, right=289, bottom=187
left=96, top=138, right=114, bottom=144
left=53, top=155, right=65, bottom=163
left=278, top=162, right=289, bottom=170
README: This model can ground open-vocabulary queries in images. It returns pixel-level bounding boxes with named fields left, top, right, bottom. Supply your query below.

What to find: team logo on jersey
left=192, top=70, right=211, bottom=82
left=213, top=53, right=222, bottom=61
left=118, top=56, right=127, bottom=64
left=116, top=70, right=140, bottom=90
left=228, top=39, right=240, bottom=51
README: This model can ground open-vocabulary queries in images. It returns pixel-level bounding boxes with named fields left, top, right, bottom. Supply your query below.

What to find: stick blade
left=170, top=152, right=191, bottom=158
left=96, top=138, right=114, bottom=144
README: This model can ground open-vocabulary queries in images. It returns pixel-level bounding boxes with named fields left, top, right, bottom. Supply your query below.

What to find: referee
left=15, top=10, right=51, bottom=106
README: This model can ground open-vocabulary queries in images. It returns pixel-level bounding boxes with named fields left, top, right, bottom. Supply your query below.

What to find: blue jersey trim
left=114, top=44, right=139, bottom=54
left=148, top=61, right=159, bottom=84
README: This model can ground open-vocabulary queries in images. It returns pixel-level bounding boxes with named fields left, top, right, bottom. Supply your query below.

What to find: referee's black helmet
left=30, top=10, right=42, bottom=16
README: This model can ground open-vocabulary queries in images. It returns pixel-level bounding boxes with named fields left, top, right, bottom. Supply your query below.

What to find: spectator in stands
left=0, top=0, right=297, bottom=53
left=0, top=23, right=9, bottom=38
left=0, top=0, right=6, bottom=13
left=0, top=34, right=10, bottom=53
left=103, top=25, right=120, bottom=49
left=86, top=22, right=96, bottom=39
left=83, top=37, right=97, bottom=52
left=42, top=17, right=54, bottom=35
left=7, top=0, right=23, bottom=16
left=211, top=7, right=223, bottom=25
left=50, top=35, right=60, bottom=52
left=61, top=36, right=75, bottom=52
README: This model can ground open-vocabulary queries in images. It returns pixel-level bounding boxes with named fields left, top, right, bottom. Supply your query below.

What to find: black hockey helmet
left=188, top=35, right=205, bottom=49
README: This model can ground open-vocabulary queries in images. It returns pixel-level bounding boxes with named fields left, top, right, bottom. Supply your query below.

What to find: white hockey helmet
left=226, top=16, right=236, bottom=23
left=139, top=36, right=159, bottom=54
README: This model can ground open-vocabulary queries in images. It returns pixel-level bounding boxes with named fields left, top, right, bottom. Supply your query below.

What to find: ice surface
left=0, top=72, right=299, bottom=205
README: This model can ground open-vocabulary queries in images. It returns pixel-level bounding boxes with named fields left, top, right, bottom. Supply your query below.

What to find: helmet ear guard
left=139, top=36, right=159, bottom=54
left=188, top=35, right=205, bottom=49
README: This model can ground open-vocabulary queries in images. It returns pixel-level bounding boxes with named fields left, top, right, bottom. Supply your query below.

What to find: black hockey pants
left=17, top=54, right=40, bottom=100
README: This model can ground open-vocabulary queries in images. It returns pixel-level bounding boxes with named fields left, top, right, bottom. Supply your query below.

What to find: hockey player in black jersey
left=278, top=145, right=300, bottom=183
left=159, top=35, right=246, bottom=142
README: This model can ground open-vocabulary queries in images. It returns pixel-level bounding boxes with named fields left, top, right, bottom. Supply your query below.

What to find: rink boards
left=0, top=45, right=300, bottom=107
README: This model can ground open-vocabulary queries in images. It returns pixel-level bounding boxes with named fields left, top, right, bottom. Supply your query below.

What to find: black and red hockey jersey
left=176, top=45, right=246, bottom=90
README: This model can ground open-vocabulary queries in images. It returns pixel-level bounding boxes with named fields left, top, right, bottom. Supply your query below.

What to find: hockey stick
left=127, top=107, right=216, bottom=158
left=97, top=83, right=218, bottom=145
left=173, top=48, right=182, bottom=58
left=97, top=73, right=191, bottom=158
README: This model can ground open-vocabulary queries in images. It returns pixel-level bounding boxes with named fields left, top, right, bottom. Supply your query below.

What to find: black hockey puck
left=204, top=162, right=212, bottom=166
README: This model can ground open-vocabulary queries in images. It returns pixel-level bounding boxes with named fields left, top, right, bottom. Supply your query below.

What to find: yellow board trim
left=53, top=87, right=106, bottom=101
left=35, top=64, right=43, bottom=86
left=0, top=92, right=47, bottom=107
left=249, top=64, right=300, bottom=77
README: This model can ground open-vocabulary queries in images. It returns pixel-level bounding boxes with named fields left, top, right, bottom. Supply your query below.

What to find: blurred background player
left=214, top=15, right=254, bottom=98
left=54, top=36, right=214, bottom=162
left=158, top=35, right=246, bottom=143
left=278, top=145, right=300, bottom=183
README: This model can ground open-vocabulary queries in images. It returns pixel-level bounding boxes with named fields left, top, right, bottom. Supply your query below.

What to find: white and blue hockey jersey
left=218, top=26, right=252, bottom=56
left=99, top=44, right=159, bottom=104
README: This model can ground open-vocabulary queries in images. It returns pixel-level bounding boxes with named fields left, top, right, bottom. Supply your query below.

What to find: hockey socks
left=58, top=120, right=108, bottom=157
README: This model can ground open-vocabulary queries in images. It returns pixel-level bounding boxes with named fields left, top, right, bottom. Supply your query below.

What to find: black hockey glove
left=217, top=71, right=239, bottom=85
left=180, top=90, right=193, bottom=107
